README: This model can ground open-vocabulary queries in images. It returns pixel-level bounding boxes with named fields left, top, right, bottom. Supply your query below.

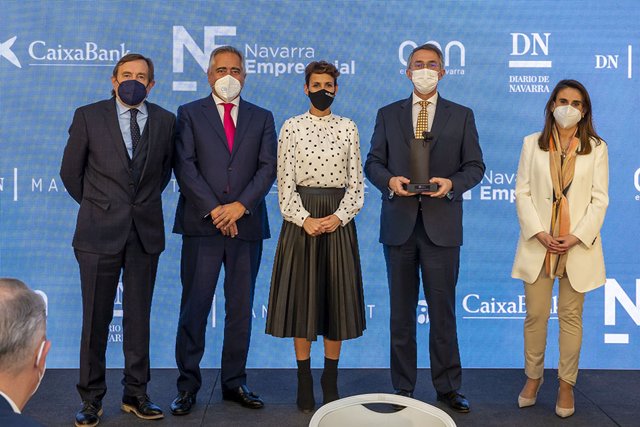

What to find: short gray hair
left=0, top=278, right=47, bottom=374
left=208, top=45, right=245, bottom=71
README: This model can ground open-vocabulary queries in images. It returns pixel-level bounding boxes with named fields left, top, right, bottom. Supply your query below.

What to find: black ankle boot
left=296, top=358, right=315, bottom=412
left=321, top=357, right=339, bottom=404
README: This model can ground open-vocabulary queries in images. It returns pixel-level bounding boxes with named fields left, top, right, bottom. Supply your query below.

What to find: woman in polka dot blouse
left=266, top=60, right=366, bottom=413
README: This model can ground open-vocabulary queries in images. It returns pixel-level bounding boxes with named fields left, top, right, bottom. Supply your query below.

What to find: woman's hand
left=302, top=217, right=325, bottom=237
left=551, top=234, right=581, bottom=254
left=319, top=215, right=342, bottom=233
left=534, top=232, right=562, bottom=253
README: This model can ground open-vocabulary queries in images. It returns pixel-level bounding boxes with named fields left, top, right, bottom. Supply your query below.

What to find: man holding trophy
left=364, top=43, right=484, bottom=412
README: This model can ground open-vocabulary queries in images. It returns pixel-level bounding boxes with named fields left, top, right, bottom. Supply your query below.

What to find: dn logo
left=595, top=55, right=618, bottom=69
left=172, top=26, right=237, bottom=92
left=509, top=32, right=552, bottom=68
left=603, top=279, right=640, bottom=344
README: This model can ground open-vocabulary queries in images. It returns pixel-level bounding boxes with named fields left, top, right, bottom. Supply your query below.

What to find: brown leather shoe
left=121, top=394, right=164, bottom=420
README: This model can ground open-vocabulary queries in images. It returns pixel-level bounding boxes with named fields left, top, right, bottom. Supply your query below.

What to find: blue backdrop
left=1, top=0, right=639, bottom=369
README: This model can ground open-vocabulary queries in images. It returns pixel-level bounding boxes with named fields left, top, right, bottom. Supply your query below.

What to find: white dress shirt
left=0, top=390, right=20, bottom=413
left=211, top=93, right=239, bottom=125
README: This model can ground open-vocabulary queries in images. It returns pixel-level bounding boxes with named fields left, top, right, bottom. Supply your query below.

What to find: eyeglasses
left=411, top=61, right=441, bottom=71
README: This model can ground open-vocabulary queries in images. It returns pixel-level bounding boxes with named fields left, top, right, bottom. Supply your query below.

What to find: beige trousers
left=523, top=269, right=585, bottom=386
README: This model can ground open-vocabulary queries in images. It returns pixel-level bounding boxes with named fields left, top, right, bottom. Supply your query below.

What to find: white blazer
left=512, top=132, right=609, bottom=292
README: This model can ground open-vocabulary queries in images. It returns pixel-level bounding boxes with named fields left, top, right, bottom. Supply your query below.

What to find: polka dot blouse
left=277, top=111, right=364, bottom=227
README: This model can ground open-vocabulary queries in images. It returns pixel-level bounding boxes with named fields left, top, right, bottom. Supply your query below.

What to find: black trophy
left=406, top=131, right=439, bottom=193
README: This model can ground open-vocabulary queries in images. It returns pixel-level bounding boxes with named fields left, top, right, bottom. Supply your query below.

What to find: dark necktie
left=129, top=108, right=140, bottom=156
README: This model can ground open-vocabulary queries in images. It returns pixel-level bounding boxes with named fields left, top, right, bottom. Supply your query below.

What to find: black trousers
left=75, top=224, right=159, bottom=401
left=384, top=219, right=461, bottom=394
left=175, top=234, right=262, bottom=393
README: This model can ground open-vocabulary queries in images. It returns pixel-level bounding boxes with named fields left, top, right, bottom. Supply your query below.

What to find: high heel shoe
left=518, top=377, right=544, bottom=408
left=555, top=388, right=575, bottom=418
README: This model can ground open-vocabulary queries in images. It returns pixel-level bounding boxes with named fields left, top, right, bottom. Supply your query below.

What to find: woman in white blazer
left=512, top=80, right=608, bottom=418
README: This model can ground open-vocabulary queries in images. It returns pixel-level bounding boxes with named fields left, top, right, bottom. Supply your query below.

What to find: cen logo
left=398, top=39, right=466, bottom=75
left=172, top=26, right=237, bottom=92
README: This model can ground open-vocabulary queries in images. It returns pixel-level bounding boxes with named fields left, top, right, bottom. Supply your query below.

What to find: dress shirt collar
left=412, top=91, right=438, bottom=107
left=116, top=98, right=148, bottom=117
left=0, top=390, right=21, bottom=414
left=212, top=93, right=240, bottom=107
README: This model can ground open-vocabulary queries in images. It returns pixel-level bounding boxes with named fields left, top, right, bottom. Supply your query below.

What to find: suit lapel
left=104, top=98, right=131, bottom=173
left=399, top=96, right=414, bottom=146
left=199, top=95, right=228, bottom=150
left=429, top=95, right=452, bottom=151
left=137, top=103, right=153, bottom=185
left=231, top=98, right=252, bottom=161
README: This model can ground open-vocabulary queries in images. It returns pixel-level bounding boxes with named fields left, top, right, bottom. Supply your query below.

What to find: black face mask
left=117, top=79, right=147, bottom=106
left=308, top=89, right=335, bottom=111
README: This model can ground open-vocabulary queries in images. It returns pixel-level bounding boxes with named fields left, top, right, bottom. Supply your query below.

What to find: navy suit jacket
left=173, top=95, right=277, bottom=240
left=0, top=394, right=43, bottom=427
left=60, top=98, right=176, bottom=255
left=365, top=95, right=485, bottom=247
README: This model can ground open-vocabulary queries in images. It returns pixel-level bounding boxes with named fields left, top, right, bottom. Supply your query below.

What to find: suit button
left=228, top=167, right=232, bottom=171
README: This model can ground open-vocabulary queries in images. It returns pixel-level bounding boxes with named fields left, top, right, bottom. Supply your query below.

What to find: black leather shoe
left=75, top=400, right=103, bottom=427
left=437, top=391, right=470, bottom=413
left=392, top=389, right=414, bottom=411
left=170, top=391, right=197, bottom=416
left=121, top=394, right=164, bottom=420
left=222, top=385, right=264, bottom=409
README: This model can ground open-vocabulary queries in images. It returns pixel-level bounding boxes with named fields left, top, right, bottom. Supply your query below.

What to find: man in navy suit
left=365, top=43, right=484, bottom=413
left=61, top=53, right=175, bottom=426
left=170, top=45, right=277, bottom=415
left=0, top=278, right=50, bottom=427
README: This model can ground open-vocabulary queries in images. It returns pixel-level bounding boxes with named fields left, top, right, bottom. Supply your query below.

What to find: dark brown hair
left=305, top=61, right=340, bottom=86
left=111, top=53, right=154, bottom=96
left=538, top=79, right=602, bottom=154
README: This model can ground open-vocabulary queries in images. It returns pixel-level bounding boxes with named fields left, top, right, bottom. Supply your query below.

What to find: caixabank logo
left=1, top=34, right=129, bottom=68
left=172, top=26, right=356, bottom=92
left=1, top=36, right=21, bottom=67
left=398, top=39, right=466, bottom=76
left=507, top=32, right=552, bottom=93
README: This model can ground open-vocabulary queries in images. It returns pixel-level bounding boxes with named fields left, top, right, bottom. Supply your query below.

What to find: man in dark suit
left=60, top=53, right=175, bottom=426
left=365, top=43, right=484, bottom=413
left=169, top=46, right=277, bottom=415
left=0, top=278, right=50, bottom=427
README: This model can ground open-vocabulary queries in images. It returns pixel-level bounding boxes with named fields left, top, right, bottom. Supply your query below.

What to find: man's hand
left=303, top=217, right=325, bottom=237
left=220, top=222, right=239, bottom=238
left=212, top=202, right=246, bottom=229
left=388, top=176, right=413, bottom=197
left=422, top=177, right=453, bottom=198
left=319, top=215, right=341, bottom=233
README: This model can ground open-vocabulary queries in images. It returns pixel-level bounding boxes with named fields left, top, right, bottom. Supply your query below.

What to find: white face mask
left=29, top=340, right=47, bottom=400
left=214, top=75, right=242, bottom=102
left=553, top=105, right=582, bottom=129
left=411, top=68, right=439, bottom=95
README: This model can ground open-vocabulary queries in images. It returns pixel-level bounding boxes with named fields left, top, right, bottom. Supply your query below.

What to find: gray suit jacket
left=60, top=98, right=175, bottom=255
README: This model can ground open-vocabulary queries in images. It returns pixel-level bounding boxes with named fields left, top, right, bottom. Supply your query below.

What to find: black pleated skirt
left=266, top=186, right=366, bottom=341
